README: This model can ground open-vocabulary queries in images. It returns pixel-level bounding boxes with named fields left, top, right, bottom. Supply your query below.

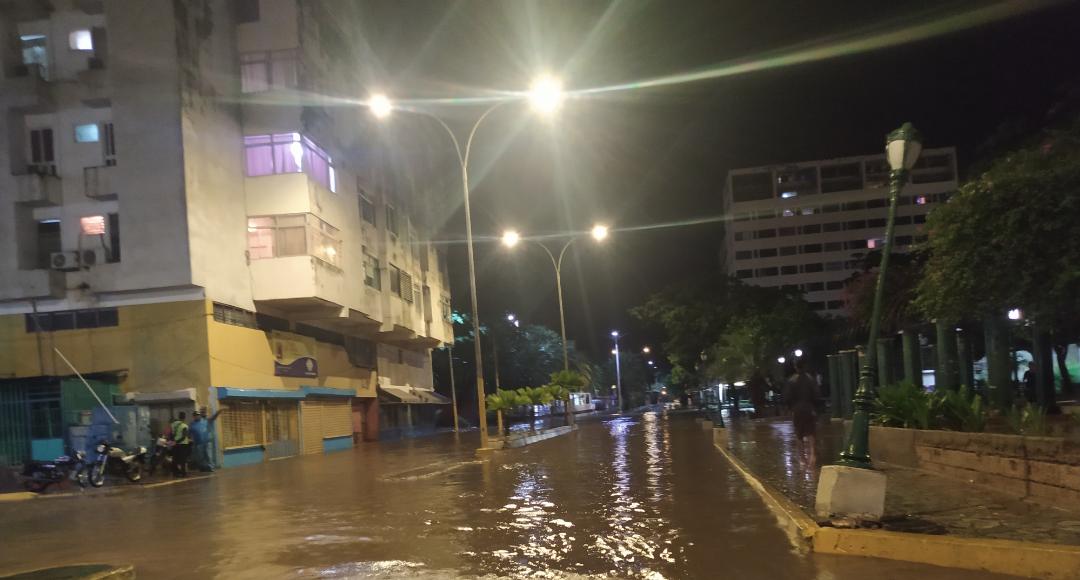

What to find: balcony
left=84, top=165, right=116, bottom=199
left=250, top=255, right=345, bottom=317
left=15, top=172, right=62, bottom=206
left=2, top=64, right=54, bottom=111
left=0, top=270, right=64, bottom=301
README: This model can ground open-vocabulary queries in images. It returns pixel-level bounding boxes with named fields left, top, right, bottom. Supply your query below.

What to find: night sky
left=352, top=0, right=1080, bottom=358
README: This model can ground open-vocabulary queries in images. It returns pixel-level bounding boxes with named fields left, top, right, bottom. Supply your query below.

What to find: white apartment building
left=0, top=0, right=454, bottom=467
left=722, top=147, right=958, bottom=317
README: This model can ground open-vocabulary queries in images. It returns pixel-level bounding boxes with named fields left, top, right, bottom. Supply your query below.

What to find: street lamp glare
left=367, top=94, right=392, bottom=119
left=642, top=346, right=651, bottom=354
left=610, top=330, right=619, bottom=337
left=794, top=349, right=804, bottom=358
left=507, top=313, right=516, bottom=322
left=886, top=122, right=923, bottom=171
left=591, top=224, right=609, bottom=241
left=527, top=74, right=564, bottom=115
left=501, top=229, right=521, bottom=248
left=611, top=349, right=618, bottom=355
left=1008, top=308, right=1023, bottom=321
left=777, top=356, right=786, bottom=364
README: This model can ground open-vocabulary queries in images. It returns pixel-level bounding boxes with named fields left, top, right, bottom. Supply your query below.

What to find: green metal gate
left=0, top=383, right=31, bottom=466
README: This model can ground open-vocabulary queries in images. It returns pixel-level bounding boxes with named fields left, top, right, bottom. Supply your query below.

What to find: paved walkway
left=725, top=416, right=1080, bottom=546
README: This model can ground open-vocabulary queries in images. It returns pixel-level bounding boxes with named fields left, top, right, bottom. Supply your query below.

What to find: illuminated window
left=80, top=215, right=106, bottom=235
left=867, top=238, right=884, bottom=249
left=246, top=213, right=340, bottom=266
left=69, top=29, right=93, bottom=51
left=780, top=191, right=798, bottom=199
left=915, top=195, right=928, bottom=205
left=244, top=133, right=336, bottom=192
left=75, top=123, right=99, bottom=143
left=781, top=208, right=795, bottom=217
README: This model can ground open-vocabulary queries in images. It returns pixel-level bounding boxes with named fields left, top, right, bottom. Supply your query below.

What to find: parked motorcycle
left=21, top=450, right=89, bottom=492
left=88, top=440, right=147, bottom=487
left=145, top=435, right=174, bottom=476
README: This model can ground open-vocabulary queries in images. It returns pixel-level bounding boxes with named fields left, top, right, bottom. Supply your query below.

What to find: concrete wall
left=376, top=342, right=433, bottom=390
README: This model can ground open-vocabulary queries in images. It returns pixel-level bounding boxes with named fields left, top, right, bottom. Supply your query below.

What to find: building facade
left=0, top=0, right=454, bottom=467
left=722, top=147, right=958, bottom=317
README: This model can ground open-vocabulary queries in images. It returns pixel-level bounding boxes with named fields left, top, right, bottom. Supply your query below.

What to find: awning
left=378, top=385, right=451, bottom=405
left=301, top=386, right=356, bottom=398
left=216, top=387, right=305, bottom=400
left=128, top=388, right=197, bottom=403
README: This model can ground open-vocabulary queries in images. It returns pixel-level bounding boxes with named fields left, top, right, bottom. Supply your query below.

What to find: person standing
left=748, top=369, right=769, bottom=418
left=190, top=408, right=222, bottom=472
left=783, top=359, right=822, bottom=466
left=170, top=412, right=192, bottom=477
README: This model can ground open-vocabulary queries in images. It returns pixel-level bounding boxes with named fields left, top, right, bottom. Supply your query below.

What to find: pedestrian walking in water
left=748, top=369, right=769, bottom=418
left=190, top=408, right=222, bottom=472
left=171, top=412, right=192, bottom=477
left=783, top=359, right=821, bottom=466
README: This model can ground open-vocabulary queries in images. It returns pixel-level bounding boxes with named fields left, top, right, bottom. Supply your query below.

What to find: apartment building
left=0, top=0, right=454, bottom=467
left=722, top=147, right=958, bottom=317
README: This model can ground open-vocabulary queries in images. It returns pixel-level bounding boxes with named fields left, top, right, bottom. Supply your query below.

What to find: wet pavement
left=726, top=416, right=1080, bottom=545
left=0, top=410, right=1018, bottom=579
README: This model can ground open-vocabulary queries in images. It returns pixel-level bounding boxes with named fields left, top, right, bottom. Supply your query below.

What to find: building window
left=213, top=303, right=257, bottom=329
left=824, top=241, right=842, bottom=252
left=758, top=248, right=777, bottom=258
left=846, top=240, right=867, bottom=250
left=822, top=204, right=841, bottom=213
left=843, top=201, right=866, bottom=211
left=800, top=207, right=816, bottom=216
left=25, top=308, right=119, bottom=333
left=826, top=280, right=845, bottom=290
left=80, top=215, right=106, bottom=235
left=866, top=198, right=887, bottom=209
left=256, top=313, right=290, bottom=333
left=845, top=220, right=866, bottom=231
left=894, top=215, right=912, bottom=225
left=28, top=128, right=56, bottom=175
left=895, top=235, right=913, bottom=246
left=803, top=263, right=824, bottom=273
left=733, top=232, right=745, bottom=242
left=823, top=222, right=842, bottom=233
left=244, top=132, right=335, bottom=192
left=240, top=48, right=299, bottom=93
left=386, top=205, right=399, bottom=237
left=735, top=250, right=752, bottom=260
left=107, top=213, right=120, bottom=263
left=389, top=264, right=402, bottom=295
left=913, top=214, right=927, bottom=225
left=779, top=246, right=797, bottom=256
left=36, top=219, right=61, bottom=269
left=363, top=248, right=381, bottom=289
left=20, top=34, right=49, bottom=79
left=735, top=269, right=752, bottom=279
left=731, top=171, right=773, bottom=202
left=69, top=29, right=93, bottom=51
left=801, top=224, right=822, bottom=235
left=359, top=194, right=376, bottom=225
left=802, top=243, right=822, bottom=254
left=757, top=267, right=779, bottom=278
left=867, top=218, right=886, bottom=228
left=804, top=282, right=825, bottom=292
left=102, top=123, right=116, bottom=166
left=778, top=227, right=796, bottom=237
left=401, top=272, right=414, bottom=303
left=827, top=300, right=844, bottom=310
left=74, top=123, right=100, bottom=143
left=825, top=261, right=844, bottom=271
left=781, top=208, right=795, bottom=217
left=246, top=213, right=341, bottom=267
left=780, top=265, right=798, bottom=275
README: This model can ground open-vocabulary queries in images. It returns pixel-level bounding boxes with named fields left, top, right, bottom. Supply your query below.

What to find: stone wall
left=870, top=426, right=1080, bottom=506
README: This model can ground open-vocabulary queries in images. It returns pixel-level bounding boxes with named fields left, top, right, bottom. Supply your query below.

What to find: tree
left=547, top=369, right=587, bottom=426
left=485, top=390, right=523, bottom=437
left=844, top=249, right=928, bottom=336
left=917, top=111, right=1080, bottom=394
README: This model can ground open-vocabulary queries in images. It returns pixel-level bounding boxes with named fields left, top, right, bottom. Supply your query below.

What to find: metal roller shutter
left=300, top=400, right=323, bottom=455
left=321, top=399, right=352, bottom=439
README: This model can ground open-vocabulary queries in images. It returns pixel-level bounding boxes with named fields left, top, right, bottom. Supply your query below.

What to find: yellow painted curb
left=714, top=437, right=1080, bottom=579
left=0, top=492, right=36, bottom=503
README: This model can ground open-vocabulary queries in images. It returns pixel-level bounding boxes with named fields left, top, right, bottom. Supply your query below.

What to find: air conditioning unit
left=50, top=251, right=80, bottom=271
left=80, top=248, right=100, bottom=267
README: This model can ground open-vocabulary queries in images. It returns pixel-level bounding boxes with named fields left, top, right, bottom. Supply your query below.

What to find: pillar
left=935, top=320, right=959, bottom=391
left=827, top=354, right=842, bottom=419
left=1032, top=325, right=1056, bottom=409
left=901, top=329, right=923, bottom=388
left=956, top=330, right=974, bottom=390
left=839, top=349, right=857, bottom=419
left=985, top=315, right=1013, bottom=409
left=876, top=337, right=897, bottom=388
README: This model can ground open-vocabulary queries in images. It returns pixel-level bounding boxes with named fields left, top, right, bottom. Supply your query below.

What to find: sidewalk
left=724, top=417, right=1080, bottom=546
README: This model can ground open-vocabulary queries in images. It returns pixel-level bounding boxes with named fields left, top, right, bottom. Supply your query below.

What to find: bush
left=938, top=386, right=987, bottom=433
left=1006, top=403, right=1048, bottom=436
left=873, top=382, right=934, bottom=429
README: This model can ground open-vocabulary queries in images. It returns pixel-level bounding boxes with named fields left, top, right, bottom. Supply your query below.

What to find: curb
left=713, top=433, right=1080, bottom=579
left=0, top=474, right=214, bottom=502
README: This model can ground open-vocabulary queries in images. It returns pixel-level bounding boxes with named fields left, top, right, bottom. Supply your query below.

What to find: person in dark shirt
left=783, top=359, right=822, bottom=466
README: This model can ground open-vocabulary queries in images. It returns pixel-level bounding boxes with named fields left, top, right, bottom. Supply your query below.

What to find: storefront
left=377, top=385, right=451, bottom=439
left=299, top=387, right=355, bottom=454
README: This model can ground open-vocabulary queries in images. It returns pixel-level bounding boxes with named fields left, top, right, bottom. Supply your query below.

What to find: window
left=244, top=133, right=335, bottom=192
left=801, top=224, right=821, bottom=235
left=756, top=210, right=776, bottom=220
left=359, top=195, right=376, bottom=225
left=826, top=280, right=845, bottom=290
left=80, top=215, right=106, bottom=235
left=846, top=240, right=867, bottom=250
left=733, top=232, right=745, bottom=242
left=25, top=308, right=119, bottom=333
left=363, top=248, right=381, bottom=289
left=802, top=243, right=822, bottom=254
left=913, top=214, right=927, bottom=225
left=36, top=219, right=61, bottom=269
left=246, top=214, right=341, bottom=267
left=256, top=313, right=290, bottom=332
left=389, top=264, right=402, bottom=295
left=914, top=195, right=928, bottom=206
left=864, top=159, right=890, bottom=188
left=804, top=282, right=824, bottom=292
left=822, top=204, right=841, bottom=213
left=827, top=300, right=844, bottom=310
left=234, top=0, right=260, bottom=23
left=213, top=303, right=257, bottom=329
left=845, top=220, right=866, bottom=231
left=803, top=263, right=823, bottom=273
left=867, top=218, right=886, bottom=228
left=810, top=302, right=827, bottom=311
left=825, top=261, right=844, bottom=271
left=895, top=235, right=913, bottom=246
left=755, top=229, right=776, bottom=239
left=28, top=128, right=56, bottom=175
left=781, top=208, right=795, bottom=217
left=758, top=248, right=777, bottom=258
left=776, top=167, right=818, bottom=197
left=778, top=227, right=796, bottom=237
left=102, top=123, right=116, bottom=166
left=843, top=201, right=866, bottom=211
left=107, top=213, right=120, bottom=263
left=401, top=272, right=414, bottom=303
left=756, top=267, right=778, bottom=278
left=820, top=162, right=862, bottom=193
left=735, top=250, right=752, bottom=261
left=779, top=246, right=797, bottom=256
left=20, top=34, right=48, bottom=79
left=894, top=215, right=912, bottom=225
left=780, top=265, right=798, bottom=275
left=801, top=207, right=816, bottom=216
left=824, top=242, right=842, bottom=252
left=386, top=205, right=399, bottom=237
left=735, top=269, right=752, bottom=279
left=69, top=29, right=93, bottom=51
left=823, top=222, right=843, bottom=233
left=866, top=198, right=887, bottom=209
left=74, top=123, right=99, bottom=143
left=240, top=48, right=299, bottom=93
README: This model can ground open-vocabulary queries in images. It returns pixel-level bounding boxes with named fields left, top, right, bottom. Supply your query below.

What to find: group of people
left=165, top=408, right=221, bottom=477
left=745, top=360, right=822, bottom=466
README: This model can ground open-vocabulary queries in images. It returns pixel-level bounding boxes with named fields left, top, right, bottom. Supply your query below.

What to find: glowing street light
left=367, top=94, right=392, bottom=119
left=642, top=346, right=651, bottom=354
left=777, top=356, right=786, bottom=364
left=527, top=74, right=564, bottom=115
left=591, top=224, right=609, bottom=241
left=794, top=349, right=804, bottom=358
left=1008, top=308, right=1023, bottom=321
left=501, top=230, right=521, bottom=248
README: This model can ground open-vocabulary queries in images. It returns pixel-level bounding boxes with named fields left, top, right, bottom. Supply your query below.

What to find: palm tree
left=518, top=386, right=554, bottom=431
left=547, top=369, right=588, bottom=427
left=486, top=389, right=521, bottom=437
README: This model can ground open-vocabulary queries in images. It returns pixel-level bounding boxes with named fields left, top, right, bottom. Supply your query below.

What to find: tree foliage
left=844, top=249, right=927, bottom=335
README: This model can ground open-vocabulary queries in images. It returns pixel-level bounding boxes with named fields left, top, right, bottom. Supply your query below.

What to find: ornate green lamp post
left=837, top=122, right=923, bottom=468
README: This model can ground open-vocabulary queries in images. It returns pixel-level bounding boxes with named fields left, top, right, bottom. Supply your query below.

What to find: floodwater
left=0, top=411, right=1016, bottom=579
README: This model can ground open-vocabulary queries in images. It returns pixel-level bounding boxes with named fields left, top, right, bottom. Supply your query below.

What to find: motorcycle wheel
left=73, top=466, right=89, bottom=488
left=125, top=463, right=142, bottom=482
left=90, top=463, right=106, bottom=487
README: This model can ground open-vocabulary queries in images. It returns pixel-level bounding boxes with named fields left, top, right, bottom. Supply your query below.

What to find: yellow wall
left=0, top=300, right=211, bottom=401
left=207, top=319, right=376, bottom=397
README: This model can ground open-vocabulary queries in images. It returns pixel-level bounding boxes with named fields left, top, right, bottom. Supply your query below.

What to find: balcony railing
left=15, top=172, right=62, bottom=206
left=84, top=165, right=116, bottom=199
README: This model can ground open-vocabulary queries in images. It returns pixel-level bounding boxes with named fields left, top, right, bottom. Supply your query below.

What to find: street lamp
left=777, top=356, right=786, bottom=364
left=611, top=331, right=623, bottom=412
left=817, top=123, right=923, bottom=522
left=367, top=76, right=566, bottom=451
left=642, top=346, right=651, bottom=354
left=794, top=349, right=804, bottom=358
left=501, top=224, right=609, bottom=370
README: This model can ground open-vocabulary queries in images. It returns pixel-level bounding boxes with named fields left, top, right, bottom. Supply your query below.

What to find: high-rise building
left=0, top=0, right=454, bottom=467
left=722, top=147, right=958, bottom=316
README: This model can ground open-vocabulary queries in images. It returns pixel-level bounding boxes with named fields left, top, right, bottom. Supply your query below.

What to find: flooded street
left=0, top=411, right=1012, bottom=579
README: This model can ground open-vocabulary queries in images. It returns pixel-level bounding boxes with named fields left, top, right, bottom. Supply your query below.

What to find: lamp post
left=367, top=75, right=565, bottom=451
left=501, top=224, right=608, bottom=370
left=837, top=122, right=923, bottom=469
left=611, top=331, right=623, bottom=412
